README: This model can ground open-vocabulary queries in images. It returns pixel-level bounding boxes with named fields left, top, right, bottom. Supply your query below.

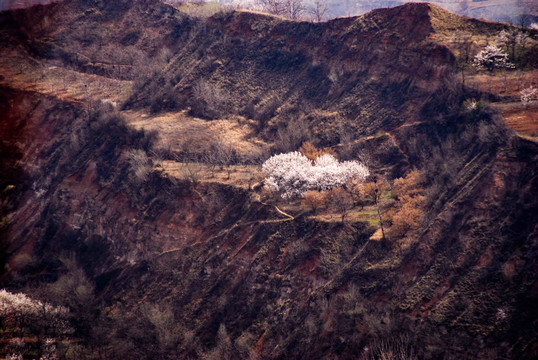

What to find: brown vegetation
left=298, top=141, right=337, bottom=161
left=301, top=190, right=327, bottom=213
left=386, top=170, right=426, bottom=240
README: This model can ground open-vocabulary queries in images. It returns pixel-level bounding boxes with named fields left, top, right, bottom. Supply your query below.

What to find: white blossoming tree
left=262, top=152, right=369, bottom=198
left=473, top=45, right=514, bottom=72
left=262, top=151, right=313, bottom=198
left=0, top=289, right=72, bottom=336
left=495, top=29, right=529, bottom=60
left=520, top=86, right=537, bottom=107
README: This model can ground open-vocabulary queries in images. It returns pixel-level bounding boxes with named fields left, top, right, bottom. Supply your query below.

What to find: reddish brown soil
left=502, top=106, right=538, bottom=136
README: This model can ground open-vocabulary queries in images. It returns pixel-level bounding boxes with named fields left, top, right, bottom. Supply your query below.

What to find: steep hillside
left=128, top=3, right=457, bottom=138
left=0, top=1, right=537, bottom=359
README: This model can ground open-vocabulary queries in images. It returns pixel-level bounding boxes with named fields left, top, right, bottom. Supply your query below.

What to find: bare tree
left=450, top=31, right=473, bottom=88
left=258, top=0, right=284, bottom=16
left=203, top=150, right=219, bottom=178
left=212, top=141, right=236, bottom=179
left=285, top=0, right=306, bottom=20
left=327, top=188, right=353, bottom=223
left=276, top=116, right=312, bottom=152
left=372, top=176, right=386, bottom=240
left=308, top=0, right=329, bottom=22
left=258, top=0, right=306, bottom=20
left=174, top=152, right=203, bottom=186
left=192, top=79, right=230, bottom=118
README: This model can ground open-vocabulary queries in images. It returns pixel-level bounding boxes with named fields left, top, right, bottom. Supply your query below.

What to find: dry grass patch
left=466, top=70, right=538, bottom=98
left=123, top=110, right=267, bottom=158
left=317, top=206, right=379, bottom=225
left=501, top=105, right=538, bottom=136
left=123, top=110, right=214, bottom=153
left=157, top=161, right=262, bottom=189
left=307, top=205, right=380, bottom=225
left=0, top=50, right=131, bottom=103
left=465, top=70, right=538, bottom=136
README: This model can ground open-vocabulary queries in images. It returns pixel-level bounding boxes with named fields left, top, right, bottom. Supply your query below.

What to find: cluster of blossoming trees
left=0, top=289, right=72, bottom=336
left=472, top=30, right=536, bottom=106
left=262, top=152, right=369, bottom=198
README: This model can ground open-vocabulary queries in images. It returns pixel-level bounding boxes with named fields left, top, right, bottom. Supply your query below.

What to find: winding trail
left=273, top=205, right=294, bottom=220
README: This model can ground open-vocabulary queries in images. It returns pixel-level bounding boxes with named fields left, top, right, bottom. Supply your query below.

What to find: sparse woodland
left=0, top=1, right=537, bottom=359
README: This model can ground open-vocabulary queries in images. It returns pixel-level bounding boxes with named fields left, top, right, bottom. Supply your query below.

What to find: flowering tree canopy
left=472, top=45, right=514, bottom=72
left=262, top=152, right=369, bottom=198
left=0, top=289, right=72, bottom=334
left=520, top=86, right=537, bottom=106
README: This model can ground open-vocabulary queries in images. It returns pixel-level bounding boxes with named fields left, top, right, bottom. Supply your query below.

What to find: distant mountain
left=334, top=0, right=537, bottom=25
left=2, top=0, right=536, bottom=25
left=236, top=0, right=538, bottom=25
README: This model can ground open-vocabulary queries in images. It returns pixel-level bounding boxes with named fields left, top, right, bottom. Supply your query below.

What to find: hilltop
left=5, top=0, right=535, bottom=26
left=0, top=1, right=537, bottom=359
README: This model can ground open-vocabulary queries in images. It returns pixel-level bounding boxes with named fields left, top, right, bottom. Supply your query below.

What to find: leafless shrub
left=127, top=149, right=152, bottom=184
left=276, top=116, right=312, bottom=152
left=301, top=190, right=327, bottom=213
left=255, top=94, right=281, bottom=132
left=318, top=245, right=342, bottom=276
left=327, top=187, right=354, bottom=223
left=178, top=161, right=203, bottom=186
left=424, top=144, right=459, bottom=195
left=208, top=140, right=238, bottom=179
left=476, top=114, right=510, bottom=149
left=285, top=240, right=310, bottom=265
left=191, top=79, right=231, bottom=119
left=234, top=330, right=257, bottom=359
left=246, top=170, right=265, bottom=191
left=175, top=1, right=234, bottom=18
left=241, top=146, right=271, bottom=165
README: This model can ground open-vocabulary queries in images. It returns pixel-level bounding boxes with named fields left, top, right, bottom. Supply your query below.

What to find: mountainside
left=332, top=0, right=537, bottom=25
left=0, top=1, right=537, bottom=359
left=2, top=0, right=537, bottom=25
